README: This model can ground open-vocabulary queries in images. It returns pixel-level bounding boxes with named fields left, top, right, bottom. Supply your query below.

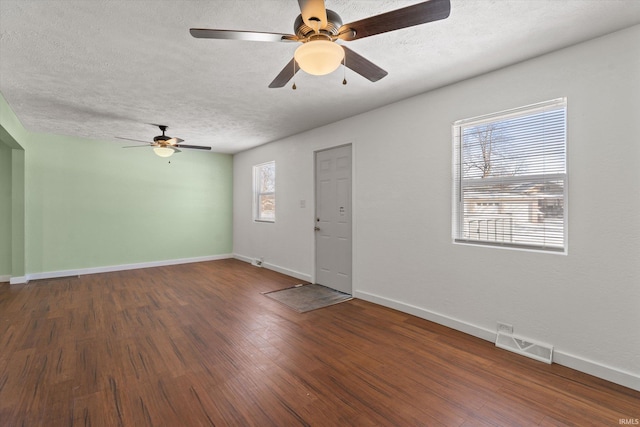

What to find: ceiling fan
left=116, top=125, right=212, bottom=158
left=190, top=0, right=451, bottom=88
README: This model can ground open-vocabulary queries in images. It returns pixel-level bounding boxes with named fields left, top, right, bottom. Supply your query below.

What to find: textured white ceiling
left=1, top=0, right=639, bottom=153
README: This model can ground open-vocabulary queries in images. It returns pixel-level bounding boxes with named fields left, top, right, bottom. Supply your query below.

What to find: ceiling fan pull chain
left=342, top=56, right=347, bottom=85
left=292, top=60, right=297, bottom=90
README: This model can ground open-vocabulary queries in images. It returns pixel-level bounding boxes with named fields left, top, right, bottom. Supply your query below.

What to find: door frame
left=312, top=142, right=356, bottom=293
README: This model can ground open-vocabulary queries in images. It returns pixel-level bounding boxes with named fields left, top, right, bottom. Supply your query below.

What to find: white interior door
left=315, top=145, right=352, bottom=294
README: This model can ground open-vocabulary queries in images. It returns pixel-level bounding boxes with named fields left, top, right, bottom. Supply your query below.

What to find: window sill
left=453, top=239, right=567, bottom=255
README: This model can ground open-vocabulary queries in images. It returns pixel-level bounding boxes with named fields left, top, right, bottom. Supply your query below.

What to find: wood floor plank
left=0, top=259, right=638, bottom=426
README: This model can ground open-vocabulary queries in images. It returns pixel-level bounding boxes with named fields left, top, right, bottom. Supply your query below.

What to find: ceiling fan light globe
left=294, top=40, right=344, bottom=76
left=153, top=146, right=174, bottom=158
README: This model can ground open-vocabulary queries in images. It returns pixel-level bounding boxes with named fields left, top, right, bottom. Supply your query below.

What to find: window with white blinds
left=452, top=98, right=567, bottom=252
left=253, top=161, right=275, bottom=222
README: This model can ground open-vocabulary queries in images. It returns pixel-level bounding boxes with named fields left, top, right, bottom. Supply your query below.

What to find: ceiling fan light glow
left=294, top=40, right=344, bottom=76
left=153, top=146, right=175, bottom=158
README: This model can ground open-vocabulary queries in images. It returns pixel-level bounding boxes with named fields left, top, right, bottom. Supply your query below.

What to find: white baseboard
left=263, top=262, right=312, bottom=283
left=9, top=276, right=27, bottom=285
left=1, top=274, right=11, bottom=283
left=552, top=351, right=640, bottom=391
left=233, top=254, right=312, bottom=283
left=15, top=254, right=233, bottom=283
left=355, top=290, right=640, bottom=392
left=233, top=253, right=254, bottom=264
left=354, top=290, right=496, bottom=342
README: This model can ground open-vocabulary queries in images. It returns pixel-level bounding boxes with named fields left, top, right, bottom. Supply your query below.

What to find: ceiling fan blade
left=342, top=47, right=388, bottom=82
left=190, top=28, right=298, bottom=42
left=166, top=137, right=184, bottom=145
left=174, top=144, right=212, bottom=151
left=115, top=136, right=150, bottom=144
left=268, top=58, right=300, bottom=88
left=297, top=0, right=328, bottom=30
left=338, top=0, right=451, bottom=42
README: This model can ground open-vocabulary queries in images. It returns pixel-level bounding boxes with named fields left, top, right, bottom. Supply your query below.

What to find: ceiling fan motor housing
left=295, top=9, right=342, bottom=39
left=153, top=135, right=170, bottom=143
left=154, top=125, right=170, bottom=144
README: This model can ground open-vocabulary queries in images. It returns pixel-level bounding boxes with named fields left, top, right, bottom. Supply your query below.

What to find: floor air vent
left=496, top=332, right=553, bottom=364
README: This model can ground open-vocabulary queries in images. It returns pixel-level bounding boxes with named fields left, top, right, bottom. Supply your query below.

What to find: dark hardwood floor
left=0, top=259, right=637, bottom=426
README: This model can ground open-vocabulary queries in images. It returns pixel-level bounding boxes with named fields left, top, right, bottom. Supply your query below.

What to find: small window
left=253, top=161, right=275, bottom=222
left=452, top=99, right=567, bottom=252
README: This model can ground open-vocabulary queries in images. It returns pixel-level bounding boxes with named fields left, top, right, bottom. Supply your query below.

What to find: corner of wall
left=0, top=93, right=27, bottom=281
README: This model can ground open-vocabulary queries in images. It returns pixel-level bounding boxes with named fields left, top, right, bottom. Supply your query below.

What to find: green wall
left=1, top=92, right=233, bottom=278
left=11, top=150, right=25, bottom=279
left=1, top=93, right=27, bottom=280
left=0, top=141, right=11, bottom=276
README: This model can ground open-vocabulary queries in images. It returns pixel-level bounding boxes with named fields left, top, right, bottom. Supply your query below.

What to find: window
left=253, top=161, right=275, bottom=222
left=453, top=98, right=567, bottom=252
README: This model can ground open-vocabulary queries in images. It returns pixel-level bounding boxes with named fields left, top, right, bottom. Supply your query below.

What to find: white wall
left=233, top=25, right=640, bottom=390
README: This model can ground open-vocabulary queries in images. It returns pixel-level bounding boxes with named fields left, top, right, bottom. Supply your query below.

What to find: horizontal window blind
left=453, top=99, right=567, bottom=252
left=254, top=161, right=276, bottom=222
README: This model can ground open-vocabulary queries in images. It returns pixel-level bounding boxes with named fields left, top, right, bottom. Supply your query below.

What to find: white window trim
left=253, top=161, right=276, bottom=223
left=452, top=98, right=568, bottom=254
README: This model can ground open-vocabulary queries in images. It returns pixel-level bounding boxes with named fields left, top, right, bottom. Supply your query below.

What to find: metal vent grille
left=496, top=332, right=553, bottom=364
